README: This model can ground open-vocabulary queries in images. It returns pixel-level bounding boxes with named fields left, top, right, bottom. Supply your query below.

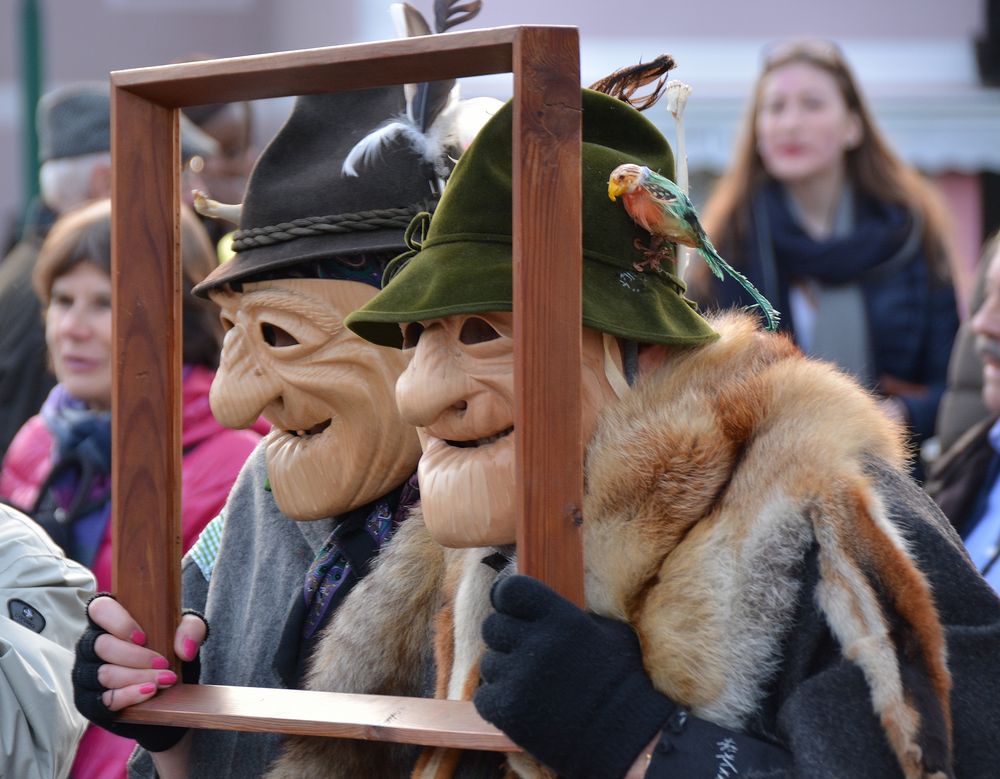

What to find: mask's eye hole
left=261, top=322, right=299, bottom=348
left=220, top=315, right=235, bottom=333
left=459, top=317, right=501, bottom=345
left=402, top=322, right=424, bottom=349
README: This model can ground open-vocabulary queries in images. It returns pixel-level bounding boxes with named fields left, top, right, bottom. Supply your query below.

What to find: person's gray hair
left=39, top=152, right=110, bottom=214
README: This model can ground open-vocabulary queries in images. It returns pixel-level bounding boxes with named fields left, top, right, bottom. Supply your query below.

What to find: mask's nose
left=210, top=325, right=283, bottom=429
left=394, top=325, right=471, bottom=430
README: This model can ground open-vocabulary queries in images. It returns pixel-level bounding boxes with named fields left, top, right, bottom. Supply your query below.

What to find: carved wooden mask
left=209, top=278, right=421, bottom=520
left=395, top=312, right=621, bottom=547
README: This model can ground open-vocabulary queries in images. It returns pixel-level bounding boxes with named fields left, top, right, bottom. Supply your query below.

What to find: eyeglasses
left=760, top=38, right=846, bottom=70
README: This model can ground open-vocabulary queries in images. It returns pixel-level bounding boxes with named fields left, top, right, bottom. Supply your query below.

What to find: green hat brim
left=346, top=237, right=719, bottom=348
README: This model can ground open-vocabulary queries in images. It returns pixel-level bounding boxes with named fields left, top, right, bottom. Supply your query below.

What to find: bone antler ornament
left=665, top=80, right=693, bottom=280
left=192, top=189, right=243, bottom=225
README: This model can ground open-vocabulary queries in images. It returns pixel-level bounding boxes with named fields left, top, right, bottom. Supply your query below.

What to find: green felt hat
left=346, top=89, right=718, bottom=348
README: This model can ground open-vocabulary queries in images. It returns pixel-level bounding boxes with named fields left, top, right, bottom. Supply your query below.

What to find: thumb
left=174, top=612, right=208, bottom=662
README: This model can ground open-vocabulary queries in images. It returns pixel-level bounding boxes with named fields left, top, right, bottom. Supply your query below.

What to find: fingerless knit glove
left=72, top=594, right=205, bottom=753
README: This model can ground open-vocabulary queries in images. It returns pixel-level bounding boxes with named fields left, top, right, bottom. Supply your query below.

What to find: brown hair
left=34, top=199, right=224, bottom=368
left=699, top=39, right=956, bottom=287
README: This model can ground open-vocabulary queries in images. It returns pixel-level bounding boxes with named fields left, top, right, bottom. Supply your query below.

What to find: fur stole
left=584, top=312, right=949, bottom=778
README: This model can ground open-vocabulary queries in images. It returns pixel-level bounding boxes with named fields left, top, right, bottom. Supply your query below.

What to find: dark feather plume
left=589, top=54, right=676, bottom=112
left=412, top=81, right=451, bottom=133
left=435, top=0, right=483, bottom=32
left=407, top=1, right=485, bottom=132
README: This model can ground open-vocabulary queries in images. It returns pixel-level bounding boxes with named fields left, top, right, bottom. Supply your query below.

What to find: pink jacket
left=1, top=365, right=262, bottom=590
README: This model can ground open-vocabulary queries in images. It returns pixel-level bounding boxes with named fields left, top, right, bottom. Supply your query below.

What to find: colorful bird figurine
left=608, top=163, right=780, bottom=331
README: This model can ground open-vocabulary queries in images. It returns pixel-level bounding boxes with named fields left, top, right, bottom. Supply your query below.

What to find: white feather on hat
left=342, top=1, right=501, bottom=189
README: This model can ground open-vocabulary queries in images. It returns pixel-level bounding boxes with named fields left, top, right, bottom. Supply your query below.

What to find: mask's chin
left=264, top=420, right=353, bottom=520
left=417, top=427, right=517, bottom=548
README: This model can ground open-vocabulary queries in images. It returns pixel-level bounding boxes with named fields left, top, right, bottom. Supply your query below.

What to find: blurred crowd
left=2, top=35, right=1000, bottom=779
left=1, top=80, right=265, bottom=778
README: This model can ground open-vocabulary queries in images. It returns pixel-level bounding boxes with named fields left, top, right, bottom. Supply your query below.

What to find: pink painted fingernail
left=139, top=683, right=156, bottom=695
left=182, top=638, right=199, bottom=661
left=156, top=671, right=177, bottom=686
left=130, top=630, right=147, bottom=646
left=150, top=656, right=170, bottom=670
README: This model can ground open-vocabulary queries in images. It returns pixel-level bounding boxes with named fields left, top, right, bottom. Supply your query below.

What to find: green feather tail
left=699, top=235, right=780, bottom=331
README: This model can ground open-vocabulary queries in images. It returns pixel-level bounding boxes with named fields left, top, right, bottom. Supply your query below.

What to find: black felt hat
left=193, top=86, right=440, bottom=296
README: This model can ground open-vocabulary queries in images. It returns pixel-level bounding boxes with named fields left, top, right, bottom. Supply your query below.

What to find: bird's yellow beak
left=608, top=180, right=624, bottom=202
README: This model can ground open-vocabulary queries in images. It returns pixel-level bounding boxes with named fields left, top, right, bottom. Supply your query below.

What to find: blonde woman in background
left=697, top=39, right=959, bottom=477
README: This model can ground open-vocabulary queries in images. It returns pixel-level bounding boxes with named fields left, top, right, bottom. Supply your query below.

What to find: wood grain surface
left=111, top=27, right=542, bottom=106
left=512, top=27, right=584, bottom=605
left=117, top=684, right=517, bottom=751
left=110, top=87, right=183, bottom=661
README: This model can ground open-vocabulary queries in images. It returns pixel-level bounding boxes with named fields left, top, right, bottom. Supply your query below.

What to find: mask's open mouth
left=445, top=426, right=514, bottom=448
left=286, top=419, right=332, bottom=438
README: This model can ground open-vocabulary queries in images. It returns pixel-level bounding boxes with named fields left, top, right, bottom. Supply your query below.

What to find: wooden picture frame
left=110, top=25, right=583, bottom=749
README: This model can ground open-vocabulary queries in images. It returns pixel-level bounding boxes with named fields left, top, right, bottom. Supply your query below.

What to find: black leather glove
left=474, top=575, right=793, bottom=779
left=474, top=575, right=674, bottom=779
left=72, top=594, right=205, bottom=753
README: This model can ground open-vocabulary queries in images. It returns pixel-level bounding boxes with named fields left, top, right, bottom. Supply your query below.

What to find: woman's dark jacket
left=701, top=183, right=958, bottom=444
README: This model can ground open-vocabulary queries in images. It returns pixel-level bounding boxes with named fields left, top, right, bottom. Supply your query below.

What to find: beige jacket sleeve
left=0, top=504, right=96, bottom=779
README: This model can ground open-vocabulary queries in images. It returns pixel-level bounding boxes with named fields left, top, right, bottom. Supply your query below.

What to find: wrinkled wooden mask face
left=209, top=278, right=420, bottom=520
left=394, top=312, right=620, bottom=548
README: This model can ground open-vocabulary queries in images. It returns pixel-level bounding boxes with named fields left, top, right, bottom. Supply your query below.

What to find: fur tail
left=812, top=480, right=953, bottom=779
